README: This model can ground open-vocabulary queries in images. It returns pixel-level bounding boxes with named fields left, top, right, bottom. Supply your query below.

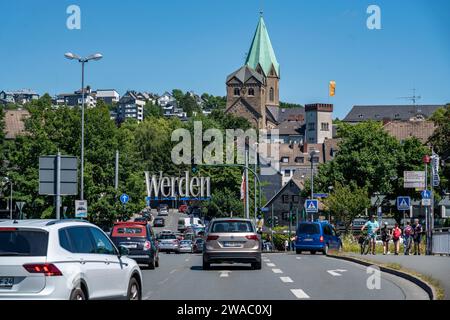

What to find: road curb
left=328, top=254, right=437, bottom=300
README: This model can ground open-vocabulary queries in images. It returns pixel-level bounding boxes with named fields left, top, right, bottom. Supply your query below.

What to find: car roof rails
left=46, top=219, right=89, bottom=226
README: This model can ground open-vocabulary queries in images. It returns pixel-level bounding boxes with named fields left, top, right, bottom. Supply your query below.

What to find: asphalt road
left=139, top=210, right=428, bottom=300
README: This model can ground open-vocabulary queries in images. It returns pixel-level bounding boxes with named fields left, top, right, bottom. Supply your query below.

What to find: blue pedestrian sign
left=421, top=190, right=431, bottom=199
left=305, top=200, right=319, bottom=213
left=120, top=194, right=130, bottom=204
left=396, top=196, right=411, bottom=211
left=261, top=207, right=269, bottom=213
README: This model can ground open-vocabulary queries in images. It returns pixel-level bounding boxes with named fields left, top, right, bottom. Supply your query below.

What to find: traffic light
left=274, top=216, right=279, bottom=227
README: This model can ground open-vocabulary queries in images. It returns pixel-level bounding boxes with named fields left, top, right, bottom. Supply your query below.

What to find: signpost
left=16, top=202, right=25, bottom=220
left=397, top=196, right=411, bottom=227
left=120, top=194, right=130, bottom=204
left=313, top=193, right=329, bottom=198
left=39, top=154, right=78, bottom=219
left=75, top=200, right=88, bottom=219
left=305, top=199, right=319, bottom=221
left=403, top=171, right=425, bottom=189
left=421, top=190, right=431, bottom=206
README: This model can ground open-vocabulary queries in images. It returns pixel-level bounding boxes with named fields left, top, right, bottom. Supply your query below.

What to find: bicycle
left=358, top=232, right=371, bottom=255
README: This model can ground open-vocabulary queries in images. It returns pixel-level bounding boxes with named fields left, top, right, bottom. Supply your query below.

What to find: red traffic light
left=423, top=155, right=431, bottom=164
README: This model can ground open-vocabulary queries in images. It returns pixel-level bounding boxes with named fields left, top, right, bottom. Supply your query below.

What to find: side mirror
left=118, top=245, right=130, bottom=257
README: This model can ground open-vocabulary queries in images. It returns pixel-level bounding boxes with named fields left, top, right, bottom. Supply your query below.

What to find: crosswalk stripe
left=290, top=289, right=310, bottom=299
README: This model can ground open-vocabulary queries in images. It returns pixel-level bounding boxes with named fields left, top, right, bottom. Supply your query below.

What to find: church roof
left=245, top=16, right=280, bottom=78
left=226, top=65, right=264, bottom=84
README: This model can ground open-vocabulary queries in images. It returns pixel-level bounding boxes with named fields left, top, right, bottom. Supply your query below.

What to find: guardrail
left=432, top=228, right=450, bottom=255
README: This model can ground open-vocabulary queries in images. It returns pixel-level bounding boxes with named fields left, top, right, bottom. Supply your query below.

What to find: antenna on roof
left=397, top=88, right=422, bottom=107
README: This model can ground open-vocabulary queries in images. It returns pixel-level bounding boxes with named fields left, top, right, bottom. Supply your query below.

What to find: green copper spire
left=245, top=16, right=280, bottom=78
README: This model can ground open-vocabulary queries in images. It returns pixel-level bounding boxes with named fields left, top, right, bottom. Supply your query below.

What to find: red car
left=178, top=204, right=188, bottom=213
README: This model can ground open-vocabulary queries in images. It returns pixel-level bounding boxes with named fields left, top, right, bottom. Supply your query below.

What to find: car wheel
left=296, top=249, right=302, bottom=254
left=148, top=258, right=155, bottom=270
left=252, top=261, right=262, bottom=270
left=323, top=245, right=329, bottom=255
left=155, top=257, right=160, bottom=268
left=310, top=250, right=316, bottom=255
left=127, top=277, right=141, bottom=300
left=203, top=258, right=210, bottom=270
left=70, top=288, right=86, bottom=301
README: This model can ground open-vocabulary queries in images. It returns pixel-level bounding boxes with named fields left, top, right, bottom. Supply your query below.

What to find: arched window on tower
left=248, top=88, right=255, bottom=96
left=234, top=88, right=240, bottom=97
left=269, top=87, right=274, bottom=102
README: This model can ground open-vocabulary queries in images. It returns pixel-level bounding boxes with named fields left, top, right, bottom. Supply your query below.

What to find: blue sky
left=0, top=0, right=449, bottom=119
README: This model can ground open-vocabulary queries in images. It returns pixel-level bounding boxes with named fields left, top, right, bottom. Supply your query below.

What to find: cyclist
left=361, top=215, right=380, bottom=255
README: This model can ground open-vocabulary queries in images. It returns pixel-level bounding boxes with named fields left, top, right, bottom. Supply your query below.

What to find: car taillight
left=144, top=240, right=151, bottom=251
left=206, top=235, right=219, bottom=241
left=245, top=235, right=258, bottom=241
left=319, top=236, right=324, bottom=242
left=23, top=264, right=62, bottom=276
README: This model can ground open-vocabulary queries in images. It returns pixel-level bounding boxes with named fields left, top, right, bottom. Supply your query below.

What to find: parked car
left=157, top=233, right=180, bottom=254
left=0, top=219, right=142, bottom=300
left=203, top=218, right=262, bottom=270
left=178, top=217, right=205, bottom=233
left=380, top=218, right=397, bottom=230
left=179, top=240, right=193, bottom=253
left=158, top=208, right=169, bottom=216
left=178, top=204, right=188, bottom=213
left=193, top=238, right=204, bottom=253
left=133, top=217, right=147, bottom=223
left=153, top=217, right=165, bottom=228
left=110, top=221, right=159, bottom=270
left=294, top=221, right=342, bottom=255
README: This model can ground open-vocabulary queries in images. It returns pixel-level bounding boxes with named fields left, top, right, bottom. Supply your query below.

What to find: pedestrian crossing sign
left=396, top=196, right=411, bottom=211
left=305, top=200, right=319, bottom=213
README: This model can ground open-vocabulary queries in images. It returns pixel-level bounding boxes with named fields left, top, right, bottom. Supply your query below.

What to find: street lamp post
left=64, top=52, right=103, bottom=201
left=309, top=150, right=320, bottom=221
left=2, top=177, right=13, bottom=220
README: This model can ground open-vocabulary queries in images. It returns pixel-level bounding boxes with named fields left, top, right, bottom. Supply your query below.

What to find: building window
left=358, top=114, right=364, bottom=119
left=308, top=123, right=315, bottom=131
left=321, top=122, right=330, bottom=131
left=282, top=195, right=290, bottom=203
left=233, top=88, right=240, bottom=96
left=295, top=157, right=304, bottom=163
left=292, top=195, right=300, bottom=203
left=269, top=87, right=274, bottom=102
left=394, top=114, right=400, bottom=119
left=248, top=88, right=255, bottom=96
left=281, top=157, right=289, bottom=163
left=284, top=170, right=291, bottom=177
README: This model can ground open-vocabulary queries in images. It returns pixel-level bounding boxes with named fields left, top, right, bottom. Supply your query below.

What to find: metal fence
left=432, top=228, right=450, bottom=255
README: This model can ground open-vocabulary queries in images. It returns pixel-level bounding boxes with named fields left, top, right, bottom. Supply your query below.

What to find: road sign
left=433, top=174, right=440, bottom=187
left=404, top=171, right=425, bottom=189
left=397, top=197, right=411, bottom=211
left=16, top=202, right=25, bottom=211
left=120, top=194, right=129, bottom=204
left=421, top=190, right=431, bottom=199
left=422, top=199, right=431, bottom=206
left=305, top=200, right=319, bottom=213
left=313, top=193, right=329, bottom=198
left=39, top=156, right=78, bottom=195
left=261, top=207, right=269, bottom=213
left=75, top=200, right=88, bottom=218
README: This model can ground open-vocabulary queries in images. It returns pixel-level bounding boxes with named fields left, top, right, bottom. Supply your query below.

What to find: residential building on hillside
left=157, top=92, right=176, bottom=107
left=117, top=91, right=145, bottom=122
left=94, top=89, right=120, bottom=105
left=0, top=90, right=39, bottom=105
left=56, top=88, right=96, bottom=108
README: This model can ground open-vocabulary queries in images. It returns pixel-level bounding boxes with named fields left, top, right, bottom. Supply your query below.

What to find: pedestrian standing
left=361, top=215, right=379, bottom=255
left=380, top=222, right=391, bottom=255
left=412, top=219, right=423, bottom=255
left=392, top=223, right=402, bottom=255
left=284, top=239, right=289, bottom=252
left=403, top=221, right=413, bottom=255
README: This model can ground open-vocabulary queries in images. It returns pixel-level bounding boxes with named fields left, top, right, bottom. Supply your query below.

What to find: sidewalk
left=346, top=253, right=450, bottom=299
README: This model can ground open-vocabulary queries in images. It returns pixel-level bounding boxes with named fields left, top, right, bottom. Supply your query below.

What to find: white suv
left=0, top=219, right=143, bottom=300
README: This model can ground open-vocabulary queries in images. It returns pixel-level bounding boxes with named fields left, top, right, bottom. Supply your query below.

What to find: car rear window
left=297, top=224, right=320, bottom=235
left=210, top=221, right=254, bottom=233
left=111, top=225, right=147, bottom=237
left=159, top=234, right=176, bottom=240
left=0, top=228, right=48, bottom=256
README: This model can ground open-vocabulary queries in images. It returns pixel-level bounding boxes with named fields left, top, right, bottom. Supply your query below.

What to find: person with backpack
left=380, top=222, right=391, bottom=255
left=412, top=219, right=423, bottom=255
left=403, top=221, right=413, bottom=255
left=392, top=223, right=402, bottom=255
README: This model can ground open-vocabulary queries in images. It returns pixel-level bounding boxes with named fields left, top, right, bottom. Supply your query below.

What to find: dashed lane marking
left=280, top=277, right=293, bottom=283
left=266, top=263, right=276, bottom=267
left=290, top=289, right=310, bottom=299
left=170, top=269, right=177, bottom=274
left=219, top=271, right=231, bottom=278
left=272, top=268, right=283, bottom=274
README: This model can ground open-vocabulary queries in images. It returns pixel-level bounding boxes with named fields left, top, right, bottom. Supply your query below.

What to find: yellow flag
left=329, top=81, right=336, bottom=97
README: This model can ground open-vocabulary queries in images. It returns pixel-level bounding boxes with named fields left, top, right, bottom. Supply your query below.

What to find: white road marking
left=280, top=277, right=293, bottom=283
left=296, top=257, right=302, bottom=260
left=219, top=271, right=231, bottom=278
left=185, top=258, right=190, bottom=262
left=291, top=289, right=310, bottom=299
left=158, top=278, right=169, bottom=285
left=327, top=269, right=347, bottom=277
left=266, top=263, right=276, bottom=267
left=272, top=268, right=283, bottom=274
left=170, top=269, right=177, bottom=274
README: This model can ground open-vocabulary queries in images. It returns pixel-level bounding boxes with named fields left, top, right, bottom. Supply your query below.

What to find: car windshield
left=0, top=228, right=49, bottom=256
left=297, top=224, right=320, bottom=235
left=159, top=234, right=176, bottom=240
left=210, top=221, right=254, bottom=233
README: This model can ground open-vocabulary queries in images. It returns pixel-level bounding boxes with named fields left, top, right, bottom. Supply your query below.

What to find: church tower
left=225, top=15, right=280, bottom=129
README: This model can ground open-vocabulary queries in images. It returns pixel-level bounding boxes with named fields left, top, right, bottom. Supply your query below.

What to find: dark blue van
left=294, top=221, right=342, bottom=255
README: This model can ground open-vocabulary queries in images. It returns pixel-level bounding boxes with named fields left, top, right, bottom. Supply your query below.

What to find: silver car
left=179, top=240, right=193, bottom=253
left=203, top=218, right=261, bottom=270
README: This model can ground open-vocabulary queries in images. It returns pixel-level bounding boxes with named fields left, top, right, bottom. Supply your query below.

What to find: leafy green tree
left=172, top=89, right=184, bottom=103
left=323, top=182, right=370, bottom=233
left=143, top=101, right=162, bottom=118
left=279, top=102, right=303, bottom=109
left=180, top=93, right=200, bottom=117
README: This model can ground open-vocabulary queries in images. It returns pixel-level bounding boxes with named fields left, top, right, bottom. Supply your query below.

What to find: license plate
left=0, top=277, right=14, bottom=288
left=122, top=244, right=137, bottom=249
left=303, top=238, right=313, bottom=242
left=223, top=242, right=241, bottom=248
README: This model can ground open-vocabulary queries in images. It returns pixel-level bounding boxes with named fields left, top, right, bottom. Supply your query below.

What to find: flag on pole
left=240, top=171, right=246, bottom=201
left=329, top=81, right=336, bottom=97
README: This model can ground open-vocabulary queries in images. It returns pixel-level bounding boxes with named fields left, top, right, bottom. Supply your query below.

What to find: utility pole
left=245, top=149, right=250, bottom=219
left=115, top=150, right=119, bottom=191
left=56, top=152, right=61, bottom=220
left=9, top=181, right=13, bottom=220
left=254, top=143, right=258, bottom=223
left=424, top=155, right=430, bottom=255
